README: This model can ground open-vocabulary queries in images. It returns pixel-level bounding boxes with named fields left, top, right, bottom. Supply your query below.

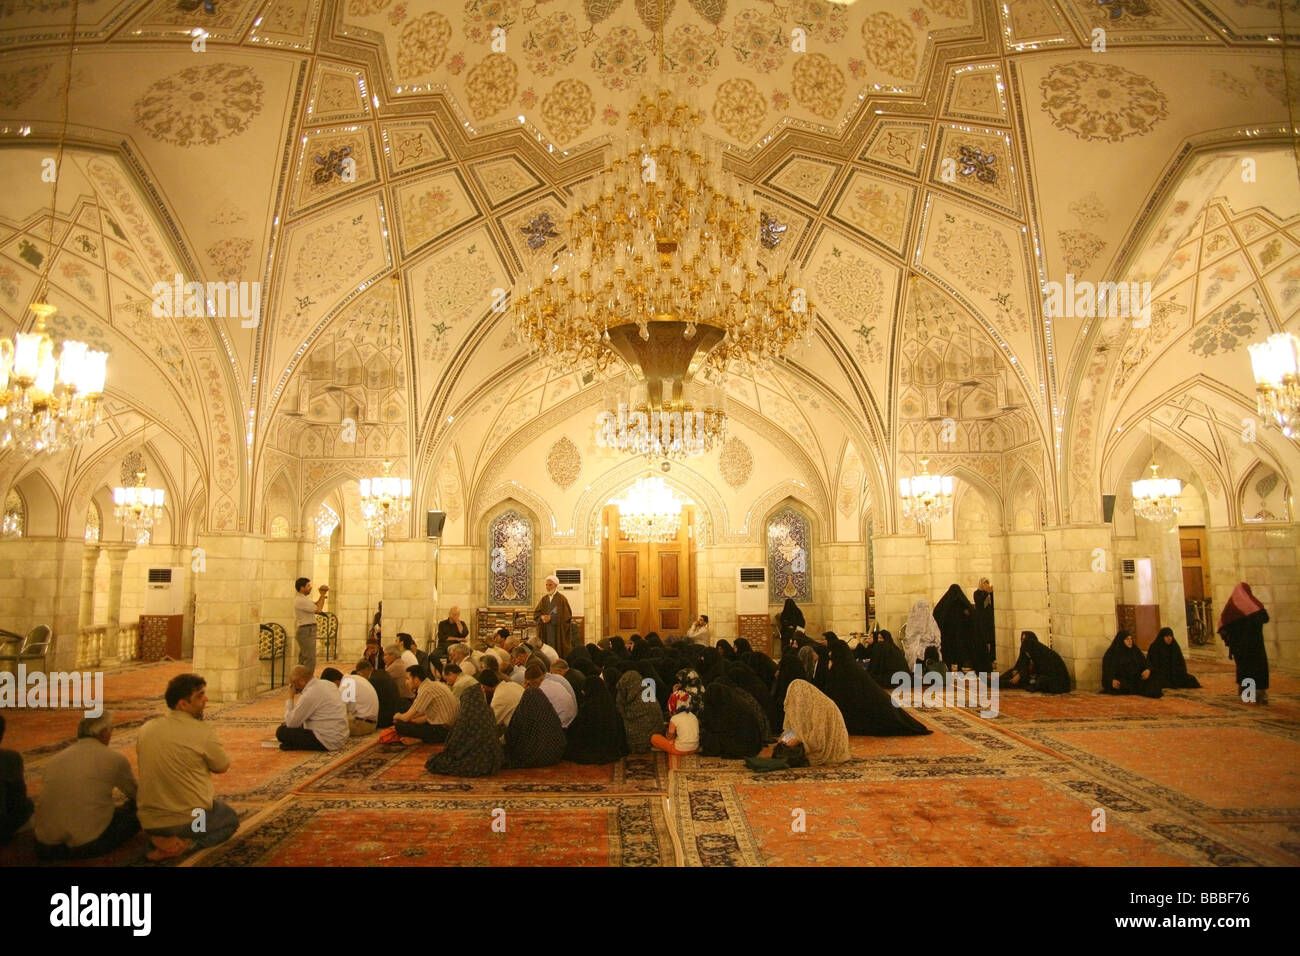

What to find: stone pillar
left=435, top=544, right=478, bottom=638
left=869, top=534, right=929, bottom=634
left=79, top=545, right=99, bottom=629
left=1005, top=532, right=1048, bottom=665
left=101, top=545, right=132, bottom=665
left=1043, top=525, right=1118, bottom=690
left=817, top=542, right=868, bottom=636
left=382, top=539, right=439, bottom=655
left=335, top=544, right=381, bottom=665
left=1207, top=524, right=1299, bottom=666
left=193, top=533, right=265, bottom=702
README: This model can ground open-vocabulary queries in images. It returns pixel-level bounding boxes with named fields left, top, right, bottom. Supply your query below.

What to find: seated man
left=137, top=673, right=238, bottom=861
left=528, top=660, right=578, bottom=728
left=397, top=633, right=423, bottom=671
left=486, top=668, right=523, bottom=730
left=532, top=635, right=560, bottom=667
left=0, top=714, right=35, bottom=847
left=356, top=659, right=399, bottom=728
left=486, top=628, right=512, bottom=667
left=448, top=643, right=477, bottom=678
left=434, top=606, right=470, bottom=662
left=34, top=711, right=140, bottom=861
left=393, top=665, right=459, bottom=744
left=362, top=635, right=383, bottom=672
left=504, top=644, right=531, bottom=686
left=276, top=665, right=349, bottom=752
left=385, top=643, right=412, bottom=703
left=325, top=667, right=379, bottom=737
left=444, top=662, right=478, bottom=699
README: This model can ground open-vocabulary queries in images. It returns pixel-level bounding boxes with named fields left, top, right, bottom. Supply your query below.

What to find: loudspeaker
left=1102, top=494, right=1116, bottom=523
left=426, top=510, right=446, bottom=538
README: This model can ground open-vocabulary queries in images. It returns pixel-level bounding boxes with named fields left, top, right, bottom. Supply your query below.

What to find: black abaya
left=563, top=671, right=629, bottom=764
left=1101, top=633, right=1162, bottom=698
left=1146, top=632, right=1201, bottom=689
left=698, top=682, right=764, bottom=758
left=933, top=584, right=977, bottom=670
left=825, top=633, right=930, bottom=736
left=972, top=588, right=996, bottom=672
left=999, top=632, right=1070, bottom=694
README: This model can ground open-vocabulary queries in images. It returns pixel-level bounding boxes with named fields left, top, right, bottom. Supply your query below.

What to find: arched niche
left=482, top=500, right=538, bottom=607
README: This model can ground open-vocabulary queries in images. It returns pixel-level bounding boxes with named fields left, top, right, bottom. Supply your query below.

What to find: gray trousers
left=296, top=623, right=317, bottom=673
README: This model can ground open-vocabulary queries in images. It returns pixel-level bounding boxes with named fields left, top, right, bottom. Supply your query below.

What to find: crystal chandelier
left=113, top=472, right=165, bottom=540
left=359, top=461, right=410, bottom=541
left=898, top=458, right=954, bottom=526
left=0, top=305, right=108, bottom=456
left=1248, top=331, right=1300, bottom=438
left=314, top=504, right=339, bottom=552
left=598, top=375, right=727, bottom=460
left=511, top=88, right=811, bottom=380
left=1131, top=462, right=1182, bottom=522
left=612, top=476, right=686, bottom=543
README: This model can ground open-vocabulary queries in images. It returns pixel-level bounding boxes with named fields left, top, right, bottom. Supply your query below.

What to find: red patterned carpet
left=3, top=657, right=1298, bottom=867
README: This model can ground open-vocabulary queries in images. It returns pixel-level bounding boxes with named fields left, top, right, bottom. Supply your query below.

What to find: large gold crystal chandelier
left=360, top=461, right=411, bottom=542
left=1131, top=462, right=1182, bottom=523
left=511, top=88, right=811, bottom=378
left=612, top=476, right=687, bottom=543
left=598, top=374, right=727, bottom=461
left=1248, top=331, right=1300, bottom=438
left=899, top=458, right=954, bottom=527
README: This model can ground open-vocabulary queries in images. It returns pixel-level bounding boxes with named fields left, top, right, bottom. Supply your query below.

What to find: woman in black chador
left=1100, top=629, right=1162, bottom=698
left=972, top=579, right=996, bottom=672
left=1146, top=627, right=1201, bottom=689
left=933, top=584, right=977, bottom=670
left=779, top=598, right=806, bottom=651
left=1217, top=581, right=1270, bottom=705
left=865, top=629, right=909, bottom=689
left=824, top=632, right=930, bottom=736
left=999, top=631, right=1070, bottom=694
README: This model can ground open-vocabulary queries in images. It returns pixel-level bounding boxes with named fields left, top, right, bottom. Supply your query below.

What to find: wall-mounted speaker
left=426, top=510, right=446, bottom=538
left=1102, top=494, right=1116, bottom=523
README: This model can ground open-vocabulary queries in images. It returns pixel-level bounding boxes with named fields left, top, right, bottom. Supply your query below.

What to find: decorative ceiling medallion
left=133, top=62, right=265, bottom=148
left=467, top=155, right=544, bottom=208
left=828, top=169, right=916, bottom=258
left=719, top=435, right=753, bottom=489
left=930, top=127, right=1020, bottom=217
left=546, top=435, right=582, bottom=490
left=1038, top=60, right=1169, bottom=143
left=860, top=120, right=928, bottom=176
left=308, top=64, right=371, bottom=122
left=957, top=145, right=997, bottom=184
left=759, top=212, right=787, bottom=250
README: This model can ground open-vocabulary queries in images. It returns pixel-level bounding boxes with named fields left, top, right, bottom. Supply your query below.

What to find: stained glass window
left=489, top=509, right=532, bottom=606
left=767, top=506, right=811, bottom=603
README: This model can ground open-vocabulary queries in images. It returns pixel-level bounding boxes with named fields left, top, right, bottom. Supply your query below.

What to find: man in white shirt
left=448, top=643, right=477, bottom=677
left=486, top=628, right=512, bottom=667
left=293, top=576, right=329, bottom=672
left=686, top=614, right=710, bottom=644
left=526, top=660, right=577, bottom=728
left=533, top=636, right=560, bottom=667
left=484, top=670, right=523, bottom=729
left=275, top=665, right=349, bottom=751
left=323, top=667, right=379, bottom=736
left=33, top=711, right=140, bottom=861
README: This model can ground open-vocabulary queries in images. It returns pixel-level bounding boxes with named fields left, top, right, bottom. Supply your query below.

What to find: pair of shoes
left=146, top=835, right=193, bottom=861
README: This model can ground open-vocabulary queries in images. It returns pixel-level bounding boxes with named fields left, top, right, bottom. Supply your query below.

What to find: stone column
left=1208, top=524, right=1300, bottom=666
left=869, top=534, right=929, bottom=634
left=79, top=545, right=99, bottom=629
left=1004, top=532, right=1048, bottom=665
left=192, top=533, right=265, bottom=702
left=382, top=538, right=438, bottom=655
left=1043, top=525, right=1118, bottom=690
left=817, top=542, right=868, bottom=636
left=101, top=545, right=132, bottom=665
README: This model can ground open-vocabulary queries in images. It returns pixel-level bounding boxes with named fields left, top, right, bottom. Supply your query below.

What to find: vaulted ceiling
left=0, top=0, right=1296, bottom=538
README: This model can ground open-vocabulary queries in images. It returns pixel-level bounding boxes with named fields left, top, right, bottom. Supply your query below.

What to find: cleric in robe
left=534, top=574, right=572, bottom=653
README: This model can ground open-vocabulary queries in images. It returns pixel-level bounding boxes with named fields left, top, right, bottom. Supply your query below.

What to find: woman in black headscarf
left=922, top=645, right=948, bottom=681
left=608, top=636, right=629, bottom=660
left=779, top=598, right=806, bottom=650
left=503, top=686, right=567, bottom=768
left=771, top=653, right=804, bottom=730
left=716, top=639, right=737, bottom=661
left=1218, top=582, right=1270, bottom=704
left=629, top=634, right=647, bottom=660
left=972, top=579, right=996, bottom=672
left=698, top=645, right=725, bottom=684
left=564, top=668, right=629, bottom=764
left=698, top=681, right=764, bottom=758
left=1000, top=631, right=1070, bottom=694
left=426, top=683, right=504, bottom=777
left=824, top=632, right=930, bottom=736
left=1146, top=627, right=1201, bottom=689
left=933, top=584, right=977, bottom=670
left=734, top=638, right=754, bottom=656
left=1101, top=630, right=1162, bottom=698
left=615, top=669, right=666, bottom=752
left=865, top=629, right=910, bottom=688
left=742, top=651, right=778, bottom=692
left=724, top=662, right=774, bottom=741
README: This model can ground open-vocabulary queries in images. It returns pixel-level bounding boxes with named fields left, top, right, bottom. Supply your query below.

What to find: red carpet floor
left=2, top=657, right=1297, bottom=866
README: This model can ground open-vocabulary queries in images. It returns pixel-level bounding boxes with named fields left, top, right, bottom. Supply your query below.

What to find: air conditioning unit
left=144, top=566, right=187, bottom=616
left=555, top=567, right=584, bottom=617
left=1120, top=557, right=1155, bottom=606
left=736, top=566, right=767, bottom=615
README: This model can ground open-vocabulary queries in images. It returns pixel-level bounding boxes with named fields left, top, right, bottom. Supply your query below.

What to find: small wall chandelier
left=1248, top=331, right=1300, bottom=438
left=898, top=457, right=954, bottom=526
left=612, top=476, right=687, bottom=543
left=359, top=461, right=410, bottom=542
left=1132, top=462, right=1182, bottom=523
left=113, top=471, right=165, bottom=541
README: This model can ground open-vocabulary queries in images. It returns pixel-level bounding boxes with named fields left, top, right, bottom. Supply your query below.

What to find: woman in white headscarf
left=903, top=599, right=943, bottom=666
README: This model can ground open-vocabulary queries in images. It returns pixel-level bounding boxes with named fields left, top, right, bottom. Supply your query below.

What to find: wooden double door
left=603, top=504, right=695, bottom=639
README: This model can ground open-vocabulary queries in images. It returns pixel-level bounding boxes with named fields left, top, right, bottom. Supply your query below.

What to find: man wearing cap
left=533, top=573, right=572, bottom=656
left=33, top=711, right=140, bottom=861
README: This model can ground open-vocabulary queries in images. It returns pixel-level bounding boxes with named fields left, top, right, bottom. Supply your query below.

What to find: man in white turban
left=903, top=599, right=944, bottom=666
left=534, top=573, right=573, bottom=656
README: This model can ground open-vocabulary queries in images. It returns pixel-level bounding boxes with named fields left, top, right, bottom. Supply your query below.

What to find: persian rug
left=297, top=741, right=669, bottom=796
left=193, top=794, right=677, bottom=867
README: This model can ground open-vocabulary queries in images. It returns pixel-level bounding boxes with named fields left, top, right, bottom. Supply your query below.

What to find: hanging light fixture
left=598, top=374, right=727, bottom=461
left=1248, top=331, right=1300, bottom=438
left=1131, top=424, right=1182, bottom=522
left=113, top=471, right=165, bottom=541
left=898, top=457, right=954, bottom=526
left=0, top=0, right=107, bottom=457
left=611, top=476, right=687, bottom=543
left=359, top=461, right=411, bottom=542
